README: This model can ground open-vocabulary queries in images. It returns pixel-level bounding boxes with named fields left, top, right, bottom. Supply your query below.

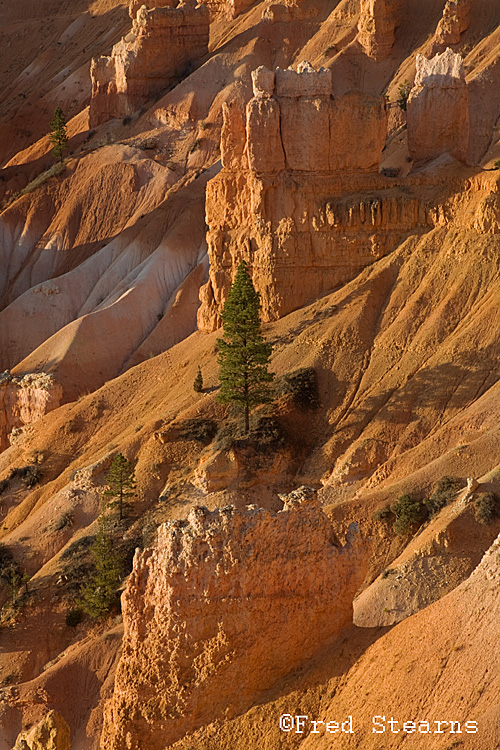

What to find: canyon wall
left=89, top=0, right=209, bottom=127
left=407, top=48, right=469, bottom=165
left=198, top=63, right=444, bottom=330
left=101, top=492, right=367, bottom=750
left=0, top=372, right=62, bottom=452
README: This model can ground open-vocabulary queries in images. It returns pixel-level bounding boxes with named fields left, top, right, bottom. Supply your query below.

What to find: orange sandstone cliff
left=0, top=372, right=62, bottom=452
left=407, top=48, right=469, bottom=165
left=101, top=492, right=367, bottom=749
left=2, top=1, right=500, bottom=749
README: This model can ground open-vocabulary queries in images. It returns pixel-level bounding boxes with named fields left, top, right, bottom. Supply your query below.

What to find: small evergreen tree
left=193, top=365, right=203, bottom=393
left=49, top=107, right=68, bottom=162
left=396, top=80, right=412, bottom=112
left=79, top=509, right=122, bottom=619
left=0, top=547, right=27, bottom=607
left=103, top=453, right=136, bottom=522
left=217, top=260, right=274, bottom=433
left=5, top=564, right=23, bottom=607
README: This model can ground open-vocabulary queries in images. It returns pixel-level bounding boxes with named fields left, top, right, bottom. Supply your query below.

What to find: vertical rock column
left=246, top=66, right=285, bottom=173
left=275, top=62, right=332, bottom=172
left=435, top=0, right=471, bottom=47
left=407, top=48, right=469, bottom=165
left=356, top=0, right=404, bottom=61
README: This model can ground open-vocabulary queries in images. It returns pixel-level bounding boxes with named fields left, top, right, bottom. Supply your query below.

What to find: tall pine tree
left=217, top=260, right=273, bottom=433
left=103, top=453, right=136, bottom=521
left=49, top=107, right=68, bottom=162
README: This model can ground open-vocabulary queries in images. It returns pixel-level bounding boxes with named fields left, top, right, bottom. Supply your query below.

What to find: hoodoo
left=407, top=48, right=469, bottom=165
left=356, top=0, right=404, bottom=61
left=101, top=496, right=367, bottom=749
left=3, top=2, right=500, bottom=748
left=198, top=63, right=439, bottom=330
left=89, top=0, right=209, bottom=127
left=435, top=0, right=471, bottom=47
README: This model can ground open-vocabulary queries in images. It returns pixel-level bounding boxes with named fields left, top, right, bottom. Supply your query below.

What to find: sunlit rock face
left=407, top=48, right=469, bottom=165
left=197, top=63, right=412, bottom=332
left=101, top=496, right=367, bottom=749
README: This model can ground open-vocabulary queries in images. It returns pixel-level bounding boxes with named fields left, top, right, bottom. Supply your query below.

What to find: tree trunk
left=244, top=370, right=249, bottom=433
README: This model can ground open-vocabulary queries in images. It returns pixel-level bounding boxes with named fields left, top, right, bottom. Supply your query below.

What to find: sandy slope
left=1, top=0, right=500, bottom=747
left=2, top=203, right=500, bottom=743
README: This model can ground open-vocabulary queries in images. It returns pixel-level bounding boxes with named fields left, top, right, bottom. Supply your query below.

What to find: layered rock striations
left=356, top=0, right=403, bottom=60
left=199, top=63, right=443, bottom=329
left=101, top=494, right=367, bottom=750
left=435, top=0, right=471, bottom=47
left=0, top=371, right=62, bottom=452
left=89, top=0, right=209, bottom=127
left=407, top=48, right=469, bottom=165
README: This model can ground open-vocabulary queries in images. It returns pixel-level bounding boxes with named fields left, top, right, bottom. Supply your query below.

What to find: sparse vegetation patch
left=372, top=505, right=392, bottom=522
left=214, top=415, right=285, bottom=454
left=474, top=492, right=500, bottom=525
left=177, top=418, right=217, bottom=444
left=424, top=476, right=465, bottom=516
left=276, top=367, right=320, bottom=410
left=391, top=494, right=428, bottom=536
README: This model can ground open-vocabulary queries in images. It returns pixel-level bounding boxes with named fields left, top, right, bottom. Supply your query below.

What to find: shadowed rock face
left=407, top=48, right=469, bottom=165
left=89, top=0, right=209, bottom=127
left=356, top=0, right=403, bottom=61
left=435, top=0, right=470, bottom=47
left=101, top=497, right=367, bottom=750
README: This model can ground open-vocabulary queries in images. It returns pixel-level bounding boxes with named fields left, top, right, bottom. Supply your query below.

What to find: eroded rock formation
left=0, top=372, right=62, bottom=452
left=203, top=0, right=254, bottom=18
left=261, top=0, right=318, bottom=23
left=89, top=0, right=209, bottom=127
left=198, top=63, right=444, bottom=329
left=356, top=0, right=403, bottom=60
left=407, top=48, right=469, bottom=165
left=12, top=710, right=70, bottom=750
left=101, top=496, right=367, bottom=749
left=435, top=0, right=470, bottom=46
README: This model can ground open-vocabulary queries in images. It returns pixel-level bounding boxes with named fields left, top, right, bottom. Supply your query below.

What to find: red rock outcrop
left=89, top=0, right=209, bottom=127
left=407, top=48, right=469, bottom=165
left=101, top=494, right=367, bottom=750
left=356, top=0, right=403, bottom=60
left=435, top=0, right=470, bottom=47
left=0, top=371, right=62, bottom=452
left=198, top=64, right=451, bottom=330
